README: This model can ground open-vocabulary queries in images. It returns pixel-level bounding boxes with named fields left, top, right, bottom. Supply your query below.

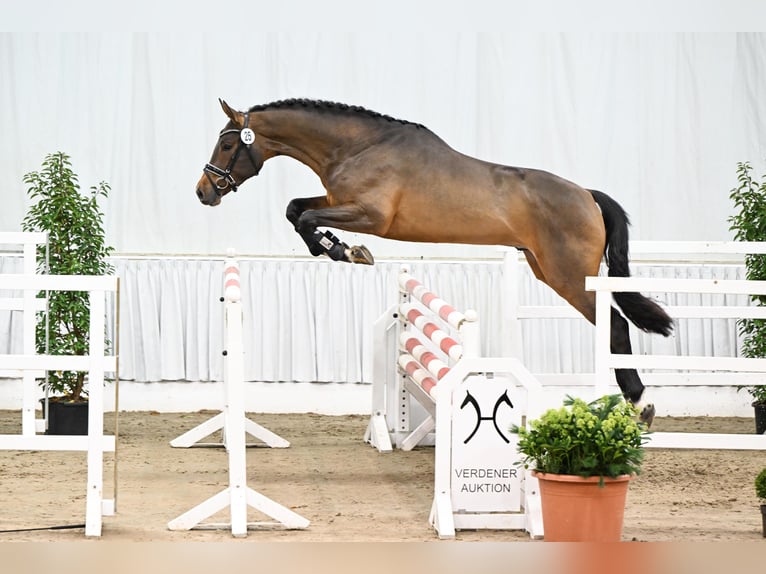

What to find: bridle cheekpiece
left=203, top=112, right=260, bottom=195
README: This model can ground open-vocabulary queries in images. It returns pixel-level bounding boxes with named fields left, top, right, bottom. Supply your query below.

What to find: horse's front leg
left=287, top=197, right=375, bottom=264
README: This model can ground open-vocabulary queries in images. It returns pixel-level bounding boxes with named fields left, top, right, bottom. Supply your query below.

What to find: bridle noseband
left=203, top=112, right=261, bottom=196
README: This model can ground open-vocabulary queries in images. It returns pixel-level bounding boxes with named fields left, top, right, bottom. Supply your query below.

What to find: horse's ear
left=219, top=98, right=244, bottom=127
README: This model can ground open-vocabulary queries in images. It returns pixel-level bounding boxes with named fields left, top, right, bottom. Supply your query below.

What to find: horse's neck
left=258, top=135, right=323, bottom=173
left=254, top=110, right=372, bottom=175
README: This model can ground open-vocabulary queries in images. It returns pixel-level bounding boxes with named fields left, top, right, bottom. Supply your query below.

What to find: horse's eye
left=221, top=142, right=234, bottom=151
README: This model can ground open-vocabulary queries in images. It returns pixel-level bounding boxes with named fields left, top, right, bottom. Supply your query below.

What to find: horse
left=195, top=98, right=673, bottom=424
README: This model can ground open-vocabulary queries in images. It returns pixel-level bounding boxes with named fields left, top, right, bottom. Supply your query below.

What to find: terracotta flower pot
left=533, top=471, right=632, bottom=542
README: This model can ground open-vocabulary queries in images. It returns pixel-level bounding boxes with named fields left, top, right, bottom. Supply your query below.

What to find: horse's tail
left=589, top=189, right=673, bottom=336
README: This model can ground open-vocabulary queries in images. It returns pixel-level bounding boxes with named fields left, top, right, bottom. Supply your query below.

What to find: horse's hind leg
left=574, top=293, right=655, bottom=425
left=610, top=308, right=655, bottom=425
left=285, top=196, right=374, bottom=264
left=525, top=248, right=655, bottom=424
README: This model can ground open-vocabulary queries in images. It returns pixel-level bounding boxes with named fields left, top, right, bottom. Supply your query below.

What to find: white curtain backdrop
left=0, top=31, right=763, bottom=386
left=114, top=257, right=749, bottom=383
left=1, top=33, right=765, bottom=257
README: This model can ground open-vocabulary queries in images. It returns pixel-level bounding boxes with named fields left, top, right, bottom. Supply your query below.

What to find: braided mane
left=247, top=98, right=426, bottom=129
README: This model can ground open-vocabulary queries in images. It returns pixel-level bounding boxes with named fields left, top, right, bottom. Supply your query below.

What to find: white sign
left=450, top=375, right=523, bottom=513
left=240, top=128, right=255, bottom=145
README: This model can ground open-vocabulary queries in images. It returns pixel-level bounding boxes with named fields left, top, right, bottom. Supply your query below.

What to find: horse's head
left=196, top=99, right=266, bottom=206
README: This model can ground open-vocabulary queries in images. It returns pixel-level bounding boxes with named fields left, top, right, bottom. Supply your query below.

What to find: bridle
left=203, top=112, right=261, bottom=195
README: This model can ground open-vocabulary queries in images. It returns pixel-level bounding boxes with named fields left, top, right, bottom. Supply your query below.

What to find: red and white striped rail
left=223, top=258, right=241, bottom=303
left=398, top=273, right=466, bottom=330
left=399, top=304, right=463, bottom=361
left=397, top=270, right=479, bottom=399
left=397, top=353, right=439, bottom=396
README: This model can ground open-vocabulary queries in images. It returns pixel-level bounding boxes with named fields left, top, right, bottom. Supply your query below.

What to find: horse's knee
left=295, top=211, right=317, bottom=235
left=286, top=199, right=303, bottom=227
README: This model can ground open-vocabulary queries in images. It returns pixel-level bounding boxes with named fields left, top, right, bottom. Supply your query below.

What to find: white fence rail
left=0, top=273, right=119, bottom=536
left=0, top=232, right=46, bottom=412
left=0, top=232, right=118, bottom=537
left=503, top=241, right=766, bottom=450
left=587, top=274, right=766, bottom=450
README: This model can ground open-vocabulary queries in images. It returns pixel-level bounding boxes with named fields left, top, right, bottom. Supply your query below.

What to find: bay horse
left=196, top=98, right=673, bottom=424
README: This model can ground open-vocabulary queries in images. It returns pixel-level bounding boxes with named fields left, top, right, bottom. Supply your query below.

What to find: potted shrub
left=512, top=394, right=649, bottom=542
left=757, top=467, right=766, bottom=538
left=21, top=152, right=114, bottom=435
left=728, top=160, right=766, bottom=434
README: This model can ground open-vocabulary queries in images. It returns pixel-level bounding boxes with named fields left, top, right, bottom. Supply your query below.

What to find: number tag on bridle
left=240, top=128, right=255, bottom=145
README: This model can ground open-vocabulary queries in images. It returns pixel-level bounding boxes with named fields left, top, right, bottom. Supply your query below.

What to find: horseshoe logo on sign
left=459, top=389, right=514, bottom=444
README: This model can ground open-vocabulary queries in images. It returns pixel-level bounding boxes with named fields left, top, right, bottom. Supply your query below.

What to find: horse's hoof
left=632, top=389, right=655, bottom=428
left=347, top=245, right=374, bottom=265
left=638, top=403, right=655, bottom=428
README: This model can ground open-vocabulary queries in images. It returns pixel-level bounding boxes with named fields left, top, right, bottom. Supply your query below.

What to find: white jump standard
left=366, top=266, right=544, bottom=539
left=169, top=259, right=288, bottom=449
left=167, top=251, right=309, bottom=537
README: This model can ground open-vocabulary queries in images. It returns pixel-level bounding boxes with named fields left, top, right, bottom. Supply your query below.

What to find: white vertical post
left=222, top=252, right=247, bottom=536
left=85, top=289, right=105, bottom=537
left=502, top=248, right=523, bottom=359
left=224, top=294, right=248, bottom=537
left=431, top=368, right=456, bottom=539
left=22, top=240, right=38, bottom=436
left=432, top=309, right=481, bottom=539
left=460, top=310, right=480, bottom=359
left=365, top=303, right=397, bottom=452
left=397, top=265, right=411, bottom=437
left=594, top=288, right=612, bottom=396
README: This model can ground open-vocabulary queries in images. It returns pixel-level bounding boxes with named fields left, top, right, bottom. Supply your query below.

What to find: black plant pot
left=755, top=403, right=766, bottom=435
left=761, top=504, right=766, bottom=538
left=43, top=399, right=89, bottom=435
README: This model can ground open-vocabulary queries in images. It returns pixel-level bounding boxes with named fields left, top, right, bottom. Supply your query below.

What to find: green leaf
left=512, top=394, right=648, bottom=479
left=729, top=159, right=766, bottom=403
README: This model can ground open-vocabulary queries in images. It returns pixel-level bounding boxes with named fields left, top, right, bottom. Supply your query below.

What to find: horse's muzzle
left=196, top=186, right=220, bottom=206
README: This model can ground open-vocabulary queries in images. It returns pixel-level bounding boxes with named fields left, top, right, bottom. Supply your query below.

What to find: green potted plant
left=512, top=394, right=649, bottom=542
left=21, top=151, right=114, bottom=435
left=756, top=467, right=766, bottom=538
left=728, top=161, right=766, bottom=434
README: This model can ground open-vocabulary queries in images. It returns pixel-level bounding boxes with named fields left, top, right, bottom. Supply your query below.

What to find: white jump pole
left=167, top=250, right=309, bottom=536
